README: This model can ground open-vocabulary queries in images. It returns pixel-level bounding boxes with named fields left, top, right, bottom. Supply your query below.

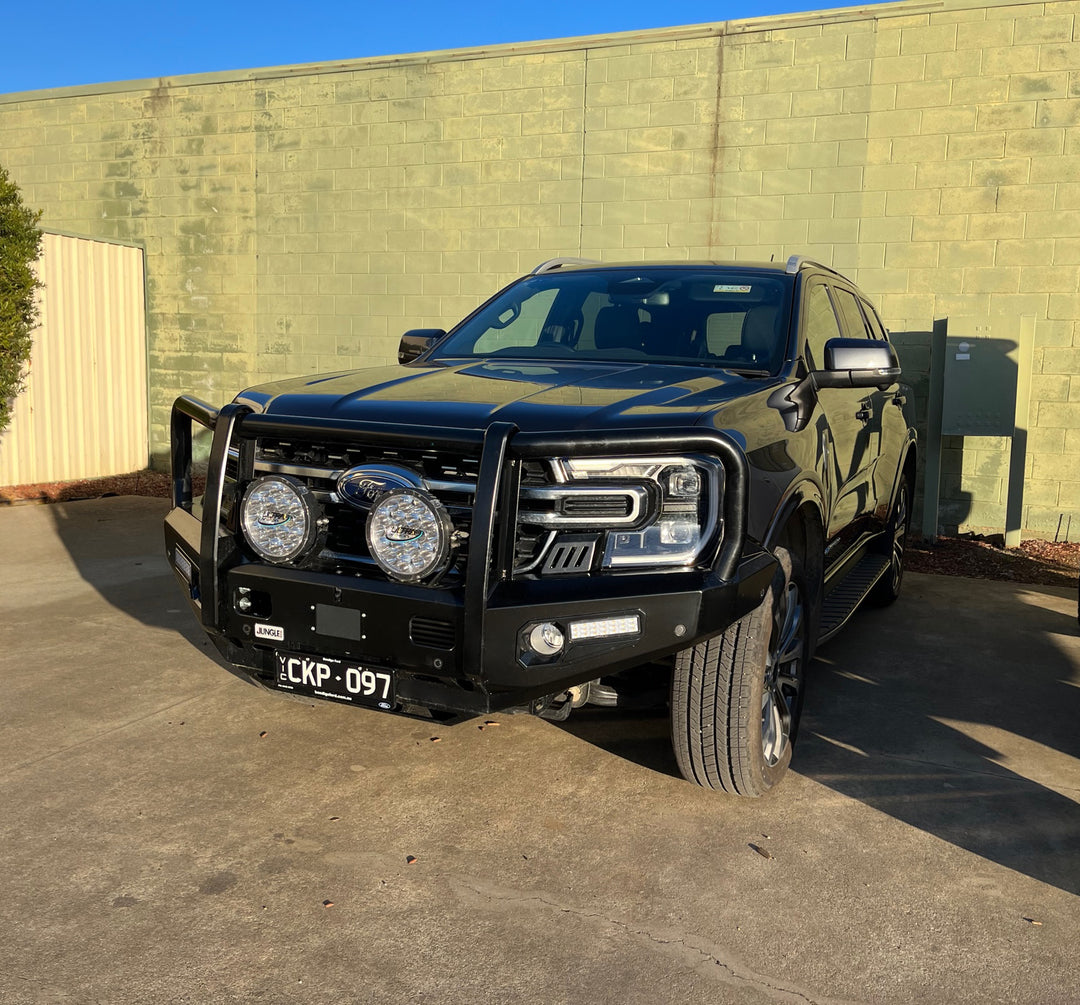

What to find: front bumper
left=165, top=396, right=775, bottom=717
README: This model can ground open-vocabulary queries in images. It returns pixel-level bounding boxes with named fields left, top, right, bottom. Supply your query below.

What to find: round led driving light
left=241, top=475, right=319, bottom=564
left=365, top=488, right=451, bottom=583
left=528, top=622, right=565, bottom=656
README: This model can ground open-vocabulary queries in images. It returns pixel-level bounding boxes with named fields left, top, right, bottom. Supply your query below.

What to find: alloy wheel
left=890, top=484, right=909, bottom=594
left=762, top=578, right=805, bottom=766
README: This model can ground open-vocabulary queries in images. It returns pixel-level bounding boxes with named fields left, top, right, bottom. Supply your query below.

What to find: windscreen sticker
left=714, top=285, right=753, bottom=293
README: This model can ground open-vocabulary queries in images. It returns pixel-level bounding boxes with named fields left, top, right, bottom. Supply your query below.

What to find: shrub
left=0, top=164, right=43, bottom=435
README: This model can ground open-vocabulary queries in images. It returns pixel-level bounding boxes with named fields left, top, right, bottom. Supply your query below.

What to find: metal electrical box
left=923, top=315, right=1035, bottom=545
left=941, top=320, right=1022, bottom=437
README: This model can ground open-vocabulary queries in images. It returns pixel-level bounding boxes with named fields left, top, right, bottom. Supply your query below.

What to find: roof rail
left=784, top=255, right=844, bottom=278
left=531, top=257, right=600, bottom=275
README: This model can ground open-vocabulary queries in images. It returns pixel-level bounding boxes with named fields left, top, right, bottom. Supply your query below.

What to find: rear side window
left=861, top=299, right=888, bottom=340
left=831, top=287, right=872, bottom=340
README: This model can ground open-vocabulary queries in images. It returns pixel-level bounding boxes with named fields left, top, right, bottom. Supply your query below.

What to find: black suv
left=166, top=257, right=916, bottom=796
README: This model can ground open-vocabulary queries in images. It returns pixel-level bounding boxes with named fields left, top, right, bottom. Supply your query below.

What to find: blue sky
left=2, top=0, right=878, bottom=95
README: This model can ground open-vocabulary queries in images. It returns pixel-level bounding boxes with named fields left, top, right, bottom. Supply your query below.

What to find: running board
left=817, top=553, right=890, bottom=645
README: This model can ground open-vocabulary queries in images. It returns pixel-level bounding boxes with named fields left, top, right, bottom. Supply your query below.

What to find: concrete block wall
left=0, top=84, right=260, bottom=429
left=250, top=51, right=590, bottom=379
left=704, top=0, right=1080, bottom=535
left=0, top=0, right=1077, bottom=536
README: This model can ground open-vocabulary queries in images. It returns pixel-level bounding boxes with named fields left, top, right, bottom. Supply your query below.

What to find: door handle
left=855, top=408, right=871, bottom=422
left=894, top=394, right=907, bottom=407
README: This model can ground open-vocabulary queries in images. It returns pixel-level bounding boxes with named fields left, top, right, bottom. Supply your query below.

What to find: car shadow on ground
left=41, top=497, right=237, bottom=670
left=553, top=706, right=680, bottom=779
left=796, top=583, right=1080, bottom=897
left=555, top=576, right=1080, bottom=897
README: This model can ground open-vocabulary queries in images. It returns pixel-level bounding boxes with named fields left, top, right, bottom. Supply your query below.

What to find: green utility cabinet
left=941, top=324, right=1024, bottom=438
left=923, top=317, right=1034, bottom=545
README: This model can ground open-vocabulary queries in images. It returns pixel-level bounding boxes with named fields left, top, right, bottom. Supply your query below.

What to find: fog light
left=528, top=622, right=565, bottom=656
left=568, top=615, right=641, bottom=642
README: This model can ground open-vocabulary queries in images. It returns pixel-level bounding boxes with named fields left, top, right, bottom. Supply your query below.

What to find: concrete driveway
left=1, top=497, right=1078, bottom=1004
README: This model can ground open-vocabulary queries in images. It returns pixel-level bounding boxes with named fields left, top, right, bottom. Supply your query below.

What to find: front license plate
left=274, top=652, right=395, bottom=710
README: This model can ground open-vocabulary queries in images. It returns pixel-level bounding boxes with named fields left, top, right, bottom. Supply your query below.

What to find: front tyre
left=671, top=546, right=809, bottom=796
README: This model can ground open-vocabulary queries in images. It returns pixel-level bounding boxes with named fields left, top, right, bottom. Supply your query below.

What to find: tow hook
left=535, top=680, right=598, bottom=721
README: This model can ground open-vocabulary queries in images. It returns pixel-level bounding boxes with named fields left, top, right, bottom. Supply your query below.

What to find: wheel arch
left=763, top=479, right=825, bottom=561
left=887, top=436, right=918, bottom=516
left=762, top=486, right=825, bottom=657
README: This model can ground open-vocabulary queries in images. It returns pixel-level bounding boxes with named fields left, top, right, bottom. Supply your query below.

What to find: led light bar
left=174, top=548, right=193, bottom=584
left=568, top=615, right=641, bottom=642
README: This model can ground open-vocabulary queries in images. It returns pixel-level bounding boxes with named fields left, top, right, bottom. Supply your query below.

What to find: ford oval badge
left=336, top=464, right=423, bottom=509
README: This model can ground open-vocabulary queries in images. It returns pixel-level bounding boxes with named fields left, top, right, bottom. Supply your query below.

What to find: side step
left=818, top=553, right=890, bottom=645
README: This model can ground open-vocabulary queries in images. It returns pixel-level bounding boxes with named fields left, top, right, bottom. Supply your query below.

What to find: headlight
left=366, top=488, right=452, bottom=583
left=240, top=475, right=320, bottom=564
left=556, top=455, right=723, bottom=569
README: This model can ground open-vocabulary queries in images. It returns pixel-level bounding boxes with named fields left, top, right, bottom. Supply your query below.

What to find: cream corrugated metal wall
left=0, top=233, right=148, bottom=486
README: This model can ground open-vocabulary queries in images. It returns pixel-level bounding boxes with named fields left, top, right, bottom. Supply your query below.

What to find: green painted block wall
left=1, top=0, right=1078, bottom=537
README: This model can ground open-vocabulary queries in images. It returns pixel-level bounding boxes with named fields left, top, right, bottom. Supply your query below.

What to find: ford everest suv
left=165, top=256, right=917, bottom=796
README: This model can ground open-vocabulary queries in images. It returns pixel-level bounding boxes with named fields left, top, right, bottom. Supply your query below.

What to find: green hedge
left=0, top=165, right=43, bottom=435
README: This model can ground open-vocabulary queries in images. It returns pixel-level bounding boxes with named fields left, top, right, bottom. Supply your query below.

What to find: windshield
left=429, top=268, right=794, bottom=373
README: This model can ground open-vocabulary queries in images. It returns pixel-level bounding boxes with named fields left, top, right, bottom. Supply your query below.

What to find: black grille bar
left=561, top=495, right=632, bottom=518
left=541, top=536, right=597, bottom=575
left=238, top=413, right=485, bottom=452
left=463, top=422, right=516, bottom=683
left=171, top=395, right=219, bottom=508
left=200, top=401, right=251, bottom=629
left=409, top=617, right=456, bottom=650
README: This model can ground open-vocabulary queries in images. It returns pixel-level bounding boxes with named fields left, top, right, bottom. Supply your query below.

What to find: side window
left=861, top=298, right=888, bottom=340
left=804, top=283, right=842, bottom=370
left=832, top=287, right=872, bottom=341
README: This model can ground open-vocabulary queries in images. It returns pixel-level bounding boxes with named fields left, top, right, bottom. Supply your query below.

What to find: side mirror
left=814, top=338, right=901, bottom=389
left=398, top=329, right=446, bottom=365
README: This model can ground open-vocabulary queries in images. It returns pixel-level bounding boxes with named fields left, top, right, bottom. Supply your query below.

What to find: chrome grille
left=250, top=438, right=479, bottom=580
